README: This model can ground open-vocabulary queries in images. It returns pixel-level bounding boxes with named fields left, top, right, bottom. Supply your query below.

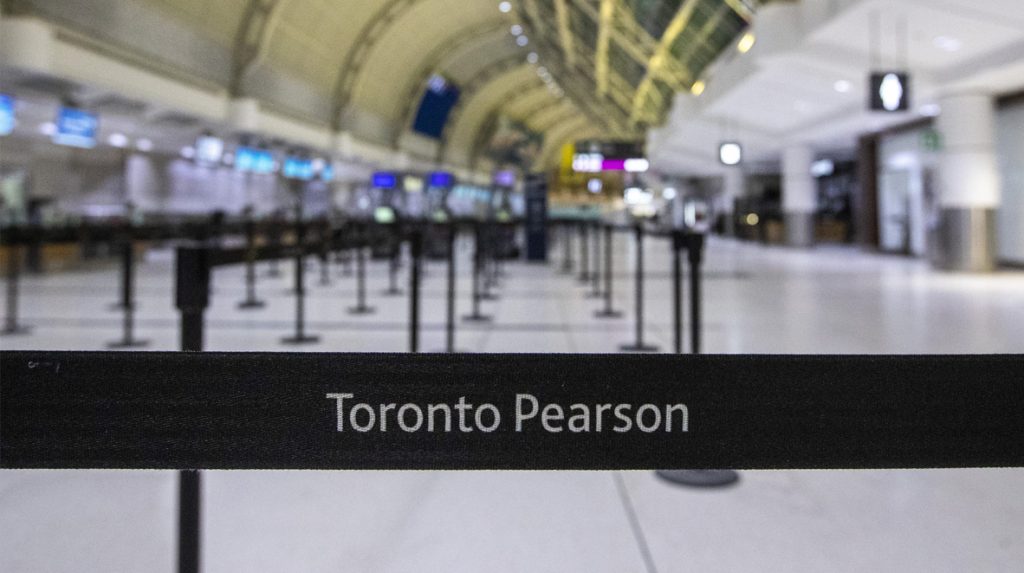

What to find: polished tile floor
left=2, top=235, right=1023, bottom=572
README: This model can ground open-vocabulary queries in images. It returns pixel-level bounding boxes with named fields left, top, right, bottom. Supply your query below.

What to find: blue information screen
left=283, top=157, right=315, bottom=180
left=372, top=172, right=397, bottom=189
left=412, top=75, right=460, bottom=139
left=0, top=94, right=14, bottom=136
left=53, top=107, right=98, bottom=148
left=235, top=147, right=275, bottom=174
left=428, top=171, right=454, bottom=188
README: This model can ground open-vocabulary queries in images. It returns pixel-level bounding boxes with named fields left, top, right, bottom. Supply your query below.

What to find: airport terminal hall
left=2, top=0, right=1024, bottom=571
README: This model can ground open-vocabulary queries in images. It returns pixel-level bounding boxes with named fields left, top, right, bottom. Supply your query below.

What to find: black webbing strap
left=1, top=352, right=1021, bottom=470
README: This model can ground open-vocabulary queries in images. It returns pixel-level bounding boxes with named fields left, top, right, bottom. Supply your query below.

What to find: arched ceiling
left=12, top=0, right=767, bottom=170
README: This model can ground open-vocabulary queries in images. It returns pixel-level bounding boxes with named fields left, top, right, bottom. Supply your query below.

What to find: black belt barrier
left=2, top=352, right=1021, bottom=470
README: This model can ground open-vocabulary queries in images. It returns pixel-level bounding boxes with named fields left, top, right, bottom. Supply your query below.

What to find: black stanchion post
left=481, top=225, right=499, bottom=301
left=349, top=224, right=375, bottom=315
left=672, top=231, right=684, bottom=355
left=578, top=221, right=589, bottom=284
left=657, top=233, right=740, bottom=488
left=463, top=223, right=491, bottom=322
left=109, top=231, right=149, bottom=348
left=266, top=221, right=282, bottom=278
left=174, top=245, right=209, bottom=573
left=409, top=228, right=422, bottom=353
left=319, top=220, right=331, bottom=287
left=2, top=240, right=31, bottom=335
left=383, top=231, right=403, bottom=296
left=560, top=222, right=573, bottom=274
left=445, top=223, right=459, bottom=352
left=282, top=219, right=320, bottom=344
left=595, top=223, right=622, bottom=319
left=619, top=224, right=658, bottom=352
left=238, top=215, right=265, bottom=309
left=587, top=221, right=602, bottom=298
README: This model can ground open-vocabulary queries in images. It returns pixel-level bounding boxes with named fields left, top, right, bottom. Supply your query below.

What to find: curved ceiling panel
left=441, top=63, right=542, bottom=165
left=349, top=0, right=497, bottom=127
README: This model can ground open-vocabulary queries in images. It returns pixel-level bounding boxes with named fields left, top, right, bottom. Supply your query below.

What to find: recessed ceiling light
left=180, top=146, right=195, bottom=159
left=498, top=2, right=512, bottom=13
left=135, top=138, right=153, bottom=152
left=919, top=103, right=942, bottom=117
left=38, top=122, right=57, bottom=136
left=691, top=80, right=706, bottom=96
left=107, top=132, right=129, bottom=148
left=737, top=32, right=756, bottom=54
left=834, top=80, right=852, bottom=93
left=527, top=52, right=538, bottom=64
left=933, top=36, right=961, bottom=52
left=516, top=35, right=528, bottom=47
left=510, top=24, right=523, bottom=36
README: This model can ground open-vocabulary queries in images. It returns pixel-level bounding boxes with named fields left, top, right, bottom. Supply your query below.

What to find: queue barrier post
left=409, top=227, right=422, bottom=353
left=595, top=223, right=622, bottom=319
left=282, top=219, right=320, bottom=345
left=463, top=222, right=492, bottom=323
left=349, top=223, right=375, bottom=315
left=238, top=216, right=266, bottom=309
left=619, top=224, right=658, bottom=352
left=108, top=230, right=149, bottom=348
left=587, top=221, right=602, bottom=298
left=1, top=239, right=31, bottom=335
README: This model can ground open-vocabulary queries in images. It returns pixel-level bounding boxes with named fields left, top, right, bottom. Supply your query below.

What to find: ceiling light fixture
left=834, top=80, right=852, bottom=93
left=510, top=24, right=523, bottom=36
left=498, top=2, right=511, bottom=13
left=516, top=35, right=528, bottom=47
left=527, top=52, right=538, bottom=64
left=691, top=80, right=706, bottom=96
left=737, top=32, right=756, bottom=54
left=135, top=138, right=153, bottom=152
left=933, top=36, right=961, bottom=52
left=107, top=132, right=129, bottom=148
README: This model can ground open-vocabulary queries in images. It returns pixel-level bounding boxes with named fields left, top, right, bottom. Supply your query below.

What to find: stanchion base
left=1, top=325, right=33, bottom=336
left=381, top=289, right=404, bottom=297
left=265, top=270, right=282, bottom=278
left=655, top=470, right=740, bottom=488
left=462, top=314, right=492, bottom=323
left=595, top=310, right=623, bottom=319
left=433, top=348, right=471, bottom=353
left=108, top=339, right=151, bottom=349
left=280, top=335, right=321, bottom=345
left=319, top=279, right=332, bottom=287
left=586, top=291, right=603, bottom=299
left=348, top=306, right=376, bottom=315
left=479, top=293, right=500, bottom=301
left=619, top=343, right=660, bottom=353
left=237, top=299, right=266, bottom=310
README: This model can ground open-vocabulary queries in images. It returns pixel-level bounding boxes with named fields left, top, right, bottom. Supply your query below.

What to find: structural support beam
left=394, top=21, right=508, bottom=146
left=330, top=0, right=422, bottom=130
left=553, top=0, right=576, bottom=67
left=229, top=0, right=284, bottom=97
left=595, top=0, right=614, bottom=98
left=630, top=0, right=698, bottom=123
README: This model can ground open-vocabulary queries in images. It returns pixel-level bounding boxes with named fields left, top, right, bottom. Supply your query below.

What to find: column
left=721, top=167, right=744, bottom=236
left=934, top=93, right=1000, bottom=272
left=783, top=145, right=815, bottom=247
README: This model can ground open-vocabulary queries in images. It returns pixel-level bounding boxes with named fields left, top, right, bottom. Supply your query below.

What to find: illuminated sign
left=235, top=147, right=275, bottom=174
left=870, top=72, right=910, bottom=112
left=283, top=157, right=315, bottom=180
left=53, top=107, right=98, bottom=148
left=372, top=172, right=397, bottom=189
left=719, top=142, right=742, bottom=166
left=0, top=94, right=14, bottom=136
left=429, top=171, right=455, bottom=187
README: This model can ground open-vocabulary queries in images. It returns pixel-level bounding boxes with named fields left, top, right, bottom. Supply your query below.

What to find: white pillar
left=782, top=145, right=815, bottom=246
left=934, top=93, right=1000, bottom=271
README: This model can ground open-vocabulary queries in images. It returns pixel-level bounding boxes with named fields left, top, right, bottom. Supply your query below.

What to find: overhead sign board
left=53, top=107, right=98, bottom=148
left=0, top=94, right=14, bottom=136
left=870, top=72, right=910, bottom=112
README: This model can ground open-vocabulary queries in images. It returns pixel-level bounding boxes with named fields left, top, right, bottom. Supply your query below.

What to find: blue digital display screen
left=412, top=75, right=460, bottom=139
left=0, top=94, right=14, bottom=136
left=372, top=172, right=397, bottom=189
left=235, top=147, right=275, bottom=174
left=493, top=170, right=516, bottom=187
left=428, top=171, right=454, bottom=188
left=321, top=164, right=334, bottom=182
left=283, top=157, right=314, bottom=180
left=53, top=106, right=98, bottom=148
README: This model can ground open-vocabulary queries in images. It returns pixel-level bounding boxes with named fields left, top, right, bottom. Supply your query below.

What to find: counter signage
left=53, top=107, right=98, bottom=148
left=0, top=93, right=14, bottom=136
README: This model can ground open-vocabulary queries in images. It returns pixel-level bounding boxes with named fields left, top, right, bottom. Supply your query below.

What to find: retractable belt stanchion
left=108, top=227, right=149, bottom=348
left=441, top=222, right=464, bottom=352
left=237, top=215, right=265, bottom=310
left=349, top=223, right=375, bottom=315
left=620, top=224, right=657, bottom=352
left=578, top=221, right=590, bottom=284
left=595, top=223, right=622, bottom=319
left=481, top=225, right=499, bottom=301
left=318, top=220, right=332, bottom=287
left=409, top=227, right=422, bottom=353
left=1, top=239, right=31, bottom=335
left=587, top=221, right=602, bottom=299
left=383, top=231, right=403, bottom=296
left=560, top=221, right=573, bottom=274
left=463, top=222, right=492, bottom=322
left=658, top=233, right=740, bottom=488
left=282, top=219, right=320, bottom=345
left=175, top=245, right=208, bottom=573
